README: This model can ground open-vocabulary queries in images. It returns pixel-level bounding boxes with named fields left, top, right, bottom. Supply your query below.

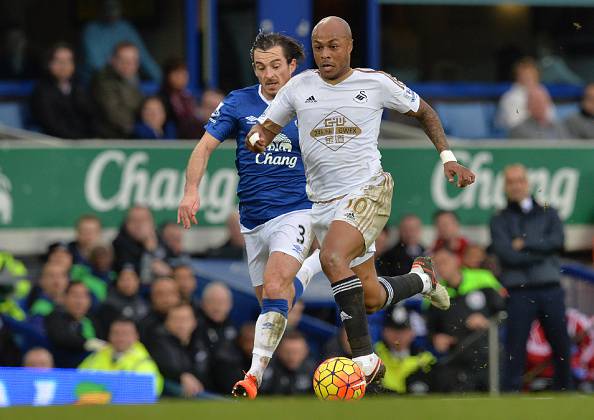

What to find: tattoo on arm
left=407, top=100, right=450, bottom=153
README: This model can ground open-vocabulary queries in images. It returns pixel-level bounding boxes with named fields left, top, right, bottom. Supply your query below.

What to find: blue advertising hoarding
left=0, top=367, right=156, bottom=406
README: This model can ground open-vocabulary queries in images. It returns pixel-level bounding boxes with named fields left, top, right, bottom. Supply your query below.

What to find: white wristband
left=440, top=150, right=457, bottom=164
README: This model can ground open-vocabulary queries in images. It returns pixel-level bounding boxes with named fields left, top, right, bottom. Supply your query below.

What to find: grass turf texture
left=2, top=394, right=592, bottom=420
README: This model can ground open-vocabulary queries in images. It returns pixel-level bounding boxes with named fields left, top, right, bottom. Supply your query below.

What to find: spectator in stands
left=45, top=282, right=105, bottom=368
left=147, top=304, right=212, bottom=397
left=88, top=244, right=115, bottom=284
left=287, top=299, right=305, bottom=331
left=27, top=263, right=68, bottom=326
left=236, top=322, right=256, bottom=371
left=204, top=212, right=245, bottom=259
left=509, top=86, right=569, bottom=140
left=30, top=43, right=97, bottom=139
left=196, top=282, right=237, bottom=353
left=490, top=163, right=571, bottom=391
left=376, top=215, right=425, bottom=276
left=260, top=330, right=316, bottom=395
left=323, top=327, right=351, bottom=360
left=112, top=206, right=172, bottom=283
left=462, top=243, right=487, bottom=269
left=49, top=240, right=107, bottom=304
left=0, top=25, right=39, bottom=79
left=67, top=215, right=103, bottom=268
left=97, top=265, right=149, bottom=333
left=432, top=210, right=468, bottom=260
left=0, top=316, right=20, bottom=366
left=196, top=88, right=225, bottom=129
left=172, top=264, right=199, bottom=311
left=375, top=305, right=434, bottom=394
left=427, top=248, right=505, bottom=393
left=159, top=58, right=202, bottom=139
left=133, top=96, right=177, bottom=139
left=565, top=83, right=594, bottom=139
left=138, top=277, right=180, bottom=341
left=23, top=347, right=54, bottom=369
left=79, top=318, right=163, bottom=396
left=81, top=0, right=161, bottom=82
left=497, top=57, right=555, bottom=130
left=92, top=42, right=144, bottom=139
left=159, top=222, right=191, bottom=266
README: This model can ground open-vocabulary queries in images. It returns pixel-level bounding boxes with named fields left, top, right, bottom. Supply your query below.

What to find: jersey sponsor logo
left=309, top=111, right=362, bottom=151
left=245, top=115, right=259, bottom=125
left=353, top=90, right=368, bottom=103
left=305, top=95, right=317, bottom=103
left=209, top=101, right=224, bottom=123
left=254, top=133, right=298, bottom=168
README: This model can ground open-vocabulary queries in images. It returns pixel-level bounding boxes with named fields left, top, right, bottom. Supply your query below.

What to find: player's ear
left=348, top=39, right=353, bottom=54
left=288, top=58, right=297, bottom=75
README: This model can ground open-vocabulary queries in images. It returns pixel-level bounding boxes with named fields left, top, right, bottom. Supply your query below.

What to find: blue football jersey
left=205, top=84, right=311, bottom=229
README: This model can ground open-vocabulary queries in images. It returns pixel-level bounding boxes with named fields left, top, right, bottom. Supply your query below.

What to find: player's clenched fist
left=444, top=161, right=476, bottom=188
left=245, top=124, right=268, bottom=153
left=177, top=191, right=200, bottom=229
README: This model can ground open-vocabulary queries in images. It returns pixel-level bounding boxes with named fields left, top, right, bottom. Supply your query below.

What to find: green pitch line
left=3, top=394, right=594, bottom=420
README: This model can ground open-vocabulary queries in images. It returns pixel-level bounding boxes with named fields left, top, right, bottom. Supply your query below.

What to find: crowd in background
left=0, top=0, right=591, bottom=141
left=1, top=164, right=593, bottom=397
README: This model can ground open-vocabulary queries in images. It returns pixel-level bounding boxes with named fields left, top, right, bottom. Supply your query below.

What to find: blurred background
left=0, top=0, right=594, bottom=406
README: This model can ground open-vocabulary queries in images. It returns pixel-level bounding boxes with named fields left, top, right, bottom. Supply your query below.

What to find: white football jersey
left=259, top=68, right=420, bottom=202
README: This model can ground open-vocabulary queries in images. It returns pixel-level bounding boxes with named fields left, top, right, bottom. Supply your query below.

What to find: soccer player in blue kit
left=177, top=33, right=321, bottom=399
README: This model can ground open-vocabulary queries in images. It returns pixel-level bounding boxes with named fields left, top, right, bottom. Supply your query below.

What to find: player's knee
left=364, top=294, right=383, bottom=314
left=320, top=249, right=348, bottom=278
left=263, top=279, right=284, bottom=299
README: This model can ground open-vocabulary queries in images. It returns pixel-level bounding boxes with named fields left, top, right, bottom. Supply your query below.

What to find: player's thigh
left=243, top=228, right=268, bottom=288
left=322, top=220, right=367, bottom=265
left=336, top=172, right=394, bottom=251
left=264, top=211, right=314, bottom=290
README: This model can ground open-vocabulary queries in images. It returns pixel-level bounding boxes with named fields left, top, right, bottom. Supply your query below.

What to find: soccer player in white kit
left=247, top=16, right=476, bottom=385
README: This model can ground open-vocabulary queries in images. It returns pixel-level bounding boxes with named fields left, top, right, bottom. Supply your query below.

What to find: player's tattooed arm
left=405, top=99, right=450, bottom=153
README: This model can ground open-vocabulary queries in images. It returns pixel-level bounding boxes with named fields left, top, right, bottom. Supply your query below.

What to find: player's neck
left=321, top=67, right=354, bottom=85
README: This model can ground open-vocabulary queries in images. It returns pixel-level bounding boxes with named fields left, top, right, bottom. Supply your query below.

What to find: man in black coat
left=138, top=277, right=181, bottom=342
left=376, top=215, right=426, bottom=276
left=145, top=304, right=213, bottom=397
left=97, top=265, right=149, bottom=334
left=490, top=163, right=571, bottom=391
left=260, top=330, right=316, bottom=395
left=30, top=43, right=97, bottom=138
left=45, top=282, right=105, bottom=368
left=112, top=206, right=172, bottom=284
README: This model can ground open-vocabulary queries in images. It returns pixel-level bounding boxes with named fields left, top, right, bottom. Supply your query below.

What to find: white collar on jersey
left=258, top=85, right=271, bottom=105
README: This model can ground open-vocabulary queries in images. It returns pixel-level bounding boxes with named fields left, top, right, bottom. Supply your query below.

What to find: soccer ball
left=312, top=357, right=366, bottom=400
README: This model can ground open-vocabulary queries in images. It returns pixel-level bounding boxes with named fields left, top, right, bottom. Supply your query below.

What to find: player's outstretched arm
left=406, top=99, right=476, bottom=188
left=178, top=133, right=221, bottom=229
left=245, top=121, right=280, bottom=153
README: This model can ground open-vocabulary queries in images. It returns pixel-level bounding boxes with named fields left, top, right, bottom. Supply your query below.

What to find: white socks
left=296, top=249, right=321, bottom=290
left=411, top=266, right=432, bottom=294
left=248, top=311, right=288, bottom=385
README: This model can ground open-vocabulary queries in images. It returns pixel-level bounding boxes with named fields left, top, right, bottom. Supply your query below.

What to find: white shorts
left=311, top=172, right=393, bottom=268
left=241, top=209, right=314, bottom=287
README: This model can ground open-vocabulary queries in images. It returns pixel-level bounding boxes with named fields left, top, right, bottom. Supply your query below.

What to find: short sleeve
left=257, top=77, right=297, bottom=127
left=380, top=73, right=420, bottom=113
left=205, top=93, right=239, bottom=142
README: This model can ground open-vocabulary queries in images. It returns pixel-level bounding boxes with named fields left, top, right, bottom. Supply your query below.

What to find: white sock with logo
left=248, top=311, right=288, bottom=386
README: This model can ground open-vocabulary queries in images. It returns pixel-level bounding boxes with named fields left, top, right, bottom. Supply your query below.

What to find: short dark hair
left=112, top=41, right=137, bottom=57
left=110, top=317, right=137, bottom=330
left=433, top=210, right=459, bottom=222
left=250, top=32, right=305, bottom=66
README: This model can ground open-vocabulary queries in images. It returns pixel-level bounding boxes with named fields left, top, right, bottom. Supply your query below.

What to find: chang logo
left=266, top=134, right=293, bottom=153
left=0, top=166, right=12, bottom=225
left=255, top=133, right=298, bottom=168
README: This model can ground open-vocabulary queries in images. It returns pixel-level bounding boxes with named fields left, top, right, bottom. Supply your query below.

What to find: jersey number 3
left=296, top=224, right=306, bottom=244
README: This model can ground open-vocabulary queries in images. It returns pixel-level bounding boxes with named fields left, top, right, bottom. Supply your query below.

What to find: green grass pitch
left=3, top=394, right=593, bottom=420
